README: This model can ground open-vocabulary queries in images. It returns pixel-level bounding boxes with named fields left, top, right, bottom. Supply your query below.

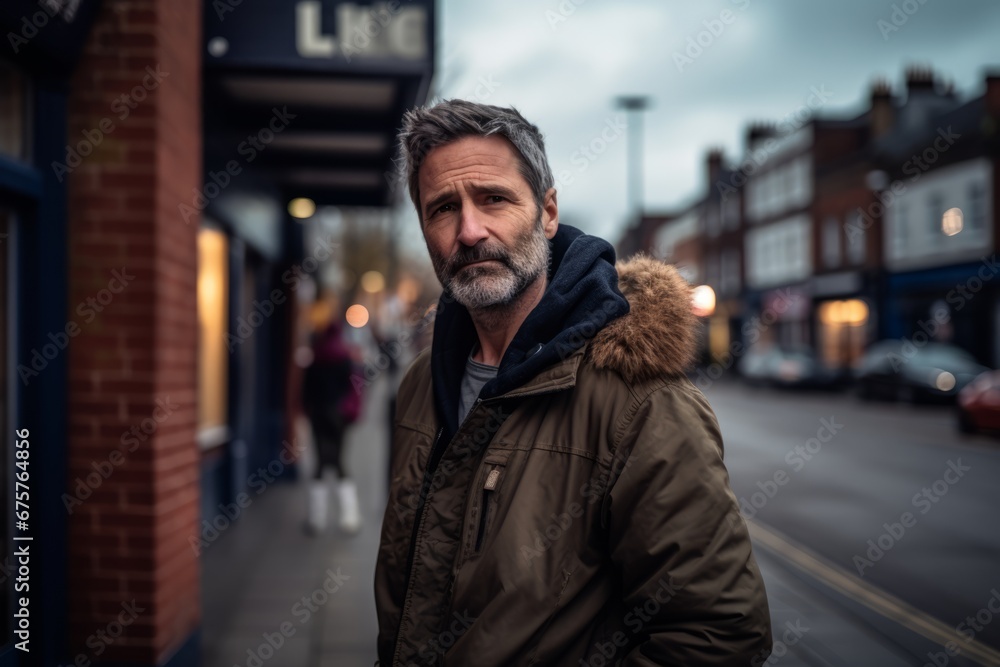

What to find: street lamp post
left=615, top=95, right=651, bottom=218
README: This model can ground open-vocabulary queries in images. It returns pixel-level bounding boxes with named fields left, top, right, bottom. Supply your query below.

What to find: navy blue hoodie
left=428, top=224, right=630, bottom=454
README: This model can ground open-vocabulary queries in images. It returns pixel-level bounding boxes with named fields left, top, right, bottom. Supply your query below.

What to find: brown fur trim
left=587, top=254, right=697, bottom=382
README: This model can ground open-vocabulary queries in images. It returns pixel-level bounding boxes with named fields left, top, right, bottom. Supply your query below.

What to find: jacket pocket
left=464, top=453, right=509, bottom=559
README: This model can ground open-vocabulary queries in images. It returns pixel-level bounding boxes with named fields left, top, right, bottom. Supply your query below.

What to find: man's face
left=418, top=135, right=558, bottom=310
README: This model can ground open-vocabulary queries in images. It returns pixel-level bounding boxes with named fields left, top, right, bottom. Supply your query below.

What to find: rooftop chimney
left=706, top=148, right=724, bottom=186
left=745, top=122, right=777, bottom=152
left=869, top=78, right=894, bottom=139
left=986, top=70, right=1000, bottom=117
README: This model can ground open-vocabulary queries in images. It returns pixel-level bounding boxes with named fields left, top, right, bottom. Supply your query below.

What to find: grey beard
left=439, top=221, right=550, bottom=312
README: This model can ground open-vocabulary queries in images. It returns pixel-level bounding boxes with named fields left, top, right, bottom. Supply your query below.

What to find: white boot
left=337, top=478, right=362, bottom=534
left=307, top=481, right=328, bottom=535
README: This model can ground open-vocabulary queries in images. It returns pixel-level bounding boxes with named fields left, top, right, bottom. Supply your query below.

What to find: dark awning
left=203, top=0, right=435, bottom=209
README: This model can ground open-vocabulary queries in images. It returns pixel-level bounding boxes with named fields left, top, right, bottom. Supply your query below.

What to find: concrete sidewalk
left=201, top=376, right=392, bottom=667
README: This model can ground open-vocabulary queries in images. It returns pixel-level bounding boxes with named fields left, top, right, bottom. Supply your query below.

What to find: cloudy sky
left=393, top=0, right=999, bottom=248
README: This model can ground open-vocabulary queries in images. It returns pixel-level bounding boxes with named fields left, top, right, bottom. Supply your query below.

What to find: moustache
left=447, top=245, right=510, bottom=274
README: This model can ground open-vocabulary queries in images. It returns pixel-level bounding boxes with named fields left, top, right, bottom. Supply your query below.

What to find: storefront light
left=288, top=197, right=316, bottom=219
left=820, top=299, right=869, bottom=326
left=942, top=207, right=963, bottom=236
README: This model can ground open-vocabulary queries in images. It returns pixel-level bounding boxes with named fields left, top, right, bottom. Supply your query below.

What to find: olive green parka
left=375, top=254, right=771, bottom=666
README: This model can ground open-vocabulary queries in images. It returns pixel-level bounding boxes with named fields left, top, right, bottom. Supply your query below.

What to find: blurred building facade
left=620, top=66, right=1000, bottom=373
left=0, top=1, right=433, bottom=665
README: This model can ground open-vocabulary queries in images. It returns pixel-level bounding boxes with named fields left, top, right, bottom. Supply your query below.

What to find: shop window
left=927, top=193, right=943, bottom=237
left=894, top=202, right=908, bottom=254
left=846, top=212, right=865, bottom=265
left=0, top=60, right=30, bottom=162
left=822, top=216, right=840, bottom=268
left=968, top=182, right=986, bottom=231
left=721, top=247, right=740, bottom=295
left=818, top=299, right=869, bottom=369
left=722, top=196, right=740, bottom=230
left=197, top=227, right=229, bottom=446
left=706, top=204, right=720, bottom=238
left=706, top=252, right=720, bottom=288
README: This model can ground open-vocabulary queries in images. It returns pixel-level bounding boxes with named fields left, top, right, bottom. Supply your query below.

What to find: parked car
left=739, top=345, right=842, bottom=389
left=855, top=340, right=989, bottom=403
left=957, top=370, right=1000, bottom=434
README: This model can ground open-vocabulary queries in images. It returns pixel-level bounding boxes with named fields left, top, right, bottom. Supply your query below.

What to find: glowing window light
left=288, top=197, right=316, bottom=219
left=942, top=207, right=963, bottom=236
left=360, top=270, right=385, bottom=293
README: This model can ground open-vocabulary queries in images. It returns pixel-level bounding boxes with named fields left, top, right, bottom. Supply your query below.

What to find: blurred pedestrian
left=374, top=100, right=772, bottom=665
left=302, top=318, right=363, bottom=535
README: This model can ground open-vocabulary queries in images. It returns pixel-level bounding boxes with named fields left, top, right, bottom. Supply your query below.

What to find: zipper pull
left=484, top=467, right=500, bottom=491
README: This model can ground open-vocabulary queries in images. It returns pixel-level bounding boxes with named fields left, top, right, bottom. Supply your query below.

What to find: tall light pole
left=615, top=95, right=651, bottom=218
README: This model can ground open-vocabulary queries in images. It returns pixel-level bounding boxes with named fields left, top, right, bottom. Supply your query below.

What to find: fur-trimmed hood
left=427, top=227, right=697, bottom=441
left=587, top=255, right=698, bottom=383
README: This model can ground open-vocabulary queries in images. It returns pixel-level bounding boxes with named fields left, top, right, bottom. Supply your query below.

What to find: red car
left=958, top=370, right=1000, bottom=435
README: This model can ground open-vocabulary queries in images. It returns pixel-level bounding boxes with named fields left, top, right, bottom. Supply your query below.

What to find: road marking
left=746, top=518, right=1000, bottom=667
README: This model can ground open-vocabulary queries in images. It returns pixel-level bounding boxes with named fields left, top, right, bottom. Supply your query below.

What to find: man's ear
left=541, top=187, right=559, bottom=239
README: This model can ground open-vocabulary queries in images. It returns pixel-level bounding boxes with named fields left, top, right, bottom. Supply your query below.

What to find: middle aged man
left=375, top=99, right=772, bottom=666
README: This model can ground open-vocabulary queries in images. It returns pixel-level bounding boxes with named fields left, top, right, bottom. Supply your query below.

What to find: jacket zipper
left=474, top=466, right=501, bottom=553
left=391, top=386, right=566, bottom=663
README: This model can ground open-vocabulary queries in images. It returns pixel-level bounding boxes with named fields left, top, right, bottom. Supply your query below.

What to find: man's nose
left=456, top=206, right=490, bottom=247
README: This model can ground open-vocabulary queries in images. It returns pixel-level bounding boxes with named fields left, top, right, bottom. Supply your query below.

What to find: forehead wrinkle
left=419, top=136, right=528, bottom=199
left=422, top=163, right=525, bottom=202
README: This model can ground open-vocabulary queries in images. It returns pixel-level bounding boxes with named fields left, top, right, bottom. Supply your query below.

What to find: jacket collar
left=430, top=224, right=628, bottom=440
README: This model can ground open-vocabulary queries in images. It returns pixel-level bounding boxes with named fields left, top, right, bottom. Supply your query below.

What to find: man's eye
left=486, top=195, right=506, bottom=204
left=434, top=203, right=455, bottom=214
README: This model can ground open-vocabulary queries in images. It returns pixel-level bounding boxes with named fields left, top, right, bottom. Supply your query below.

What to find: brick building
left=0, top=0, right=434, bottom=665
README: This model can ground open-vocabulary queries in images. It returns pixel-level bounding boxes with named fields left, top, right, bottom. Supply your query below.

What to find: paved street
left=704, top=379, right=1000, bottom=666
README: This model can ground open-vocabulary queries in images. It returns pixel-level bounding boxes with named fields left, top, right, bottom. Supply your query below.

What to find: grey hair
left=397, top=99, right=555, bottom=219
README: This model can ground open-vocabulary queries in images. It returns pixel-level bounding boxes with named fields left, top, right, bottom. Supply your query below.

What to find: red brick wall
left=66, top=0, right=202, bottom=663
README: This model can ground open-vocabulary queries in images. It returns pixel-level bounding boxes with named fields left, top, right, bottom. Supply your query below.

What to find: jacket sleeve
left=606, top=379, right=772, bottom=666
